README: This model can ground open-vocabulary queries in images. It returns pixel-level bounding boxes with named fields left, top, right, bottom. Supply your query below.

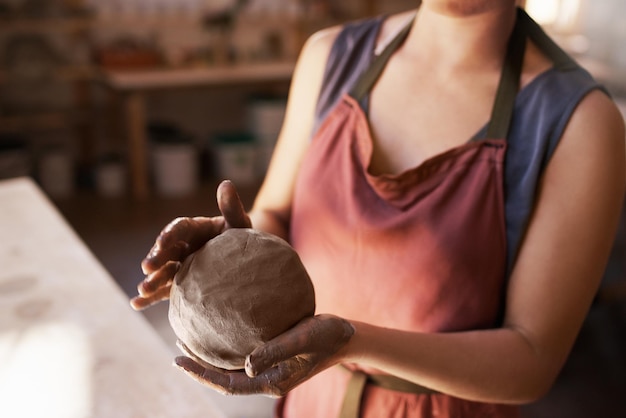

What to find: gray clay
left=168, top=228, right=316, bottom=370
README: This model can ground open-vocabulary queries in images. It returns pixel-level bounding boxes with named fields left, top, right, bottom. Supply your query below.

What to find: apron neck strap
left=518, top=8, right=577, bottom=71
left=349, top=14, right=415, bottom=101
left=485, top=8, right=526, bottom=139
left=349, top=7, right=531, bottom=140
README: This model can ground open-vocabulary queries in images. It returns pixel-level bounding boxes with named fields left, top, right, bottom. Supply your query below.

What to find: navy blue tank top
left=312, top=14, right=607, bottom=276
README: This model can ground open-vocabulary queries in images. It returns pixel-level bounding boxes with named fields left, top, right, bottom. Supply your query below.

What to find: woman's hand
left=130, top=180, right=251, bottom=310
left=173, top=314, right=355, bottom=397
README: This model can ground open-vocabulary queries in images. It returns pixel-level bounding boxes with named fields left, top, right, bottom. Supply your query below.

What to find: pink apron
left=279, top=9, right=529, bottom=418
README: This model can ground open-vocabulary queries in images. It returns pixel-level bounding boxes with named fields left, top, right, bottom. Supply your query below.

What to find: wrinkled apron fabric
left=276, top=8, right=534, bottom=418
left=279, top=93, right=515, bottom=418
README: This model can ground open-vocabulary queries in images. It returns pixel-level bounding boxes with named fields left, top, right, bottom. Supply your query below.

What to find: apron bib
left=280, top=8, right=532, bottom=418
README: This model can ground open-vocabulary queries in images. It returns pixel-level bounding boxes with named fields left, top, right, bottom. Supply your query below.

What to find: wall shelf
left=99, top=61, right=295, bottom=91
left=0, top=16, right=94, bottom=33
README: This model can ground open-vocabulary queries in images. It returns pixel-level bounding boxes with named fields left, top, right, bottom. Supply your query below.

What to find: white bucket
left=96, top=160, right=127, bottom=197
left=39, top=149, right=74, bottom=198
left=152, top=143, right=198, bottom=197
left=216, top=142, right=257, bottom=186
left=248, top=99, right=285, bottom=176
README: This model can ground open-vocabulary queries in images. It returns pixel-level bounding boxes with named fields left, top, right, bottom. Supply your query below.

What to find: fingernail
left=244, top=355, right=258, bottom=378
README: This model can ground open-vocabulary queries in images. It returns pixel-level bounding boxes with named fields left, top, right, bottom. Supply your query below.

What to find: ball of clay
left=168, top=228, right=316, bottom=370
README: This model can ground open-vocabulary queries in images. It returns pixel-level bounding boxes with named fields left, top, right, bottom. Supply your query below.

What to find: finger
left=175, top=356, right=251, bottom=396
left=175, top=356, right=296, bottom=397
left=245, top=317, right=319, bottom=377
left=217, top=180, right=252, bottom=229
left=130, top=284, right=171, bottom=310
left=246, top=315, right=355, bottom=377
left=142, top=217, right=226, bottom=274
left=142, top=237, right=190, bottom=274
left=142, top=217, right=200, bottom=274
left=138, top=261, right=181, bottom=296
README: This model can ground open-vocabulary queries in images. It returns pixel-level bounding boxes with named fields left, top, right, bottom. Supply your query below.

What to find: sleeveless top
left=313, top=15, right=606, bottom=278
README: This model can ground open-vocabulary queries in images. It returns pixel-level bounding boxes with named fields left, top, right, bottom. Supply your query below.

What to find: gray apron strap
left=485, top=8, right=527, bottom=139
left=349, top=15, right=415, bottom=102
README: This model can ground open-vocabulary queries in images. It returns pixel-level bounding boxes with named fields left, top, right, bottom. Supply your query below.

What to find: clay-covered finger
left=217, top=180, right=252, bottom=229
left=130, top=284, right=171, bottom=310
left=141, top=216, right=200, bottom=271
left=142, top=237, right=190, bottom=274
left=245, top=326, right=309, bottom=377
left=174, top=356, right=246, bottom=396
left=138, top=261, right=181, bottom=296
left=174, top=356, right=292, bottom=397
left=246, top=315, right=354, bottom=377
left=142, top=216, right=226, bottom=274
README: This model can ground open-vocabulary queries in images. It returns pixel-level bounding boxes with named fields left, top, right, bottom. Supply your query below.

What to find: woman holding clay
left=131, top=0, right=626, bottom=416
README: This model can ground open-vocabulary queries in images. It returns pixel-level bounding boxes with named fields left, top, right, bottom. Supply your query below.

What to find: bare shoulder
left=298, top=24, right=343, bottom=65
left=546, top=88, right=626, bottom=207
left=285, top=23, right=343, bottom=102
left=570, top=88, right=625, bottom=132
left=560, top=89, right=625, bottom=167
left=302, top=10, right=417, bottom=60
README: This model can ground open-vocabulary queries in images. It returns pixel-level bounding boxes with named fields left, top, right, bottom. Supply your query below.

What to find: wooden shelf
left=99, top=61, right=295, bottom=91
left=0, top=16, right=94, bottom=33
left=0, top=65, right=97, bottom=84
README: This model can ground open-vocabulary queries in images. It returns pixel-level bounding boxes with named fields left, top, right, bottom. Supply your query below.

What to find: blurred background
left=0, top=0, right=624, bottom=417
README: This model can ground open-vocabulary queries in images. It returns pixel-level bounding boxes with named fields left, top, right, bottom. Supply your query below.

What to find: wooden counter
left=0, top=177, right=226, bottom=418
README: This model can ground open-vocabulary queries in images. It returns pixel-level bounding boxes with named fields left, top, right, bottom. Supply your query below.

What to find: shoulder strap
left=485, top=8, right=527, bottom=139
left=518, top=8, right=578, bottom=71
left=349, top=15, right=415, bottom=101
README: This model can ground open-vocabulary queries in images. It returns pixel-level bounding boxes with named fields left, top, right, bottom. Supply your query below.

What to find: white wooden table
left=0, top=177, right=227, bottom=418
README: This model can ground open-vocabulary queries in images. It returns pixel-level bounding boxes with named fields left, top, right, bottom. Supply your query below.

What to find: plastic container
left=149, top=122, right=198, bottom=197
left=96, top=154, right=127, bottom=197
left=38, top=147, right=74, bottom=198
left=213, top=132, right=257, bottom=186
left=152, top=143, right=198, bottom=197
left=247, top=98, right=286, bottom=176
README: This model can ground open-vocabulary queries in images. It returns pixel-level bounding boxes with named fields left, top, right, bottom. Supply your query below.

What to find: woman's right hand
left=130, top=180, right=251, bottom=311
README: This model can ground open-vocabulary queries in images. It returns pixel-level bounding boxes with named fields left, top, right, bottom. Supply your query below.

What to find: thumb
left=245, top=318, right=316, bottom=377
left=216, top=180, right=252, bottom=229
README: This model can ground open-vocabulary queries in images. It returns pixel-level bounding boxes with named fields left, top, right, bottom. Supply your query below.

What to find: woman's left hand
left=174, top=314, right=355, bottom=397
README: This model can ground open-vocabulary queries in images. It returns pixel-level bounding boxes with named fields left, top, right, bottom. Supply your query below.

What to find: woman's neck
left=403, top=2, right=518, bottom=75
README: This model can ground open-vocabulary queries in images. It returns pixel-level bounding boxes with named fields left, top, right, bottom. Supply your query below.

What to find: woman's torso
left=281, top=10, right=603, bottom=418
